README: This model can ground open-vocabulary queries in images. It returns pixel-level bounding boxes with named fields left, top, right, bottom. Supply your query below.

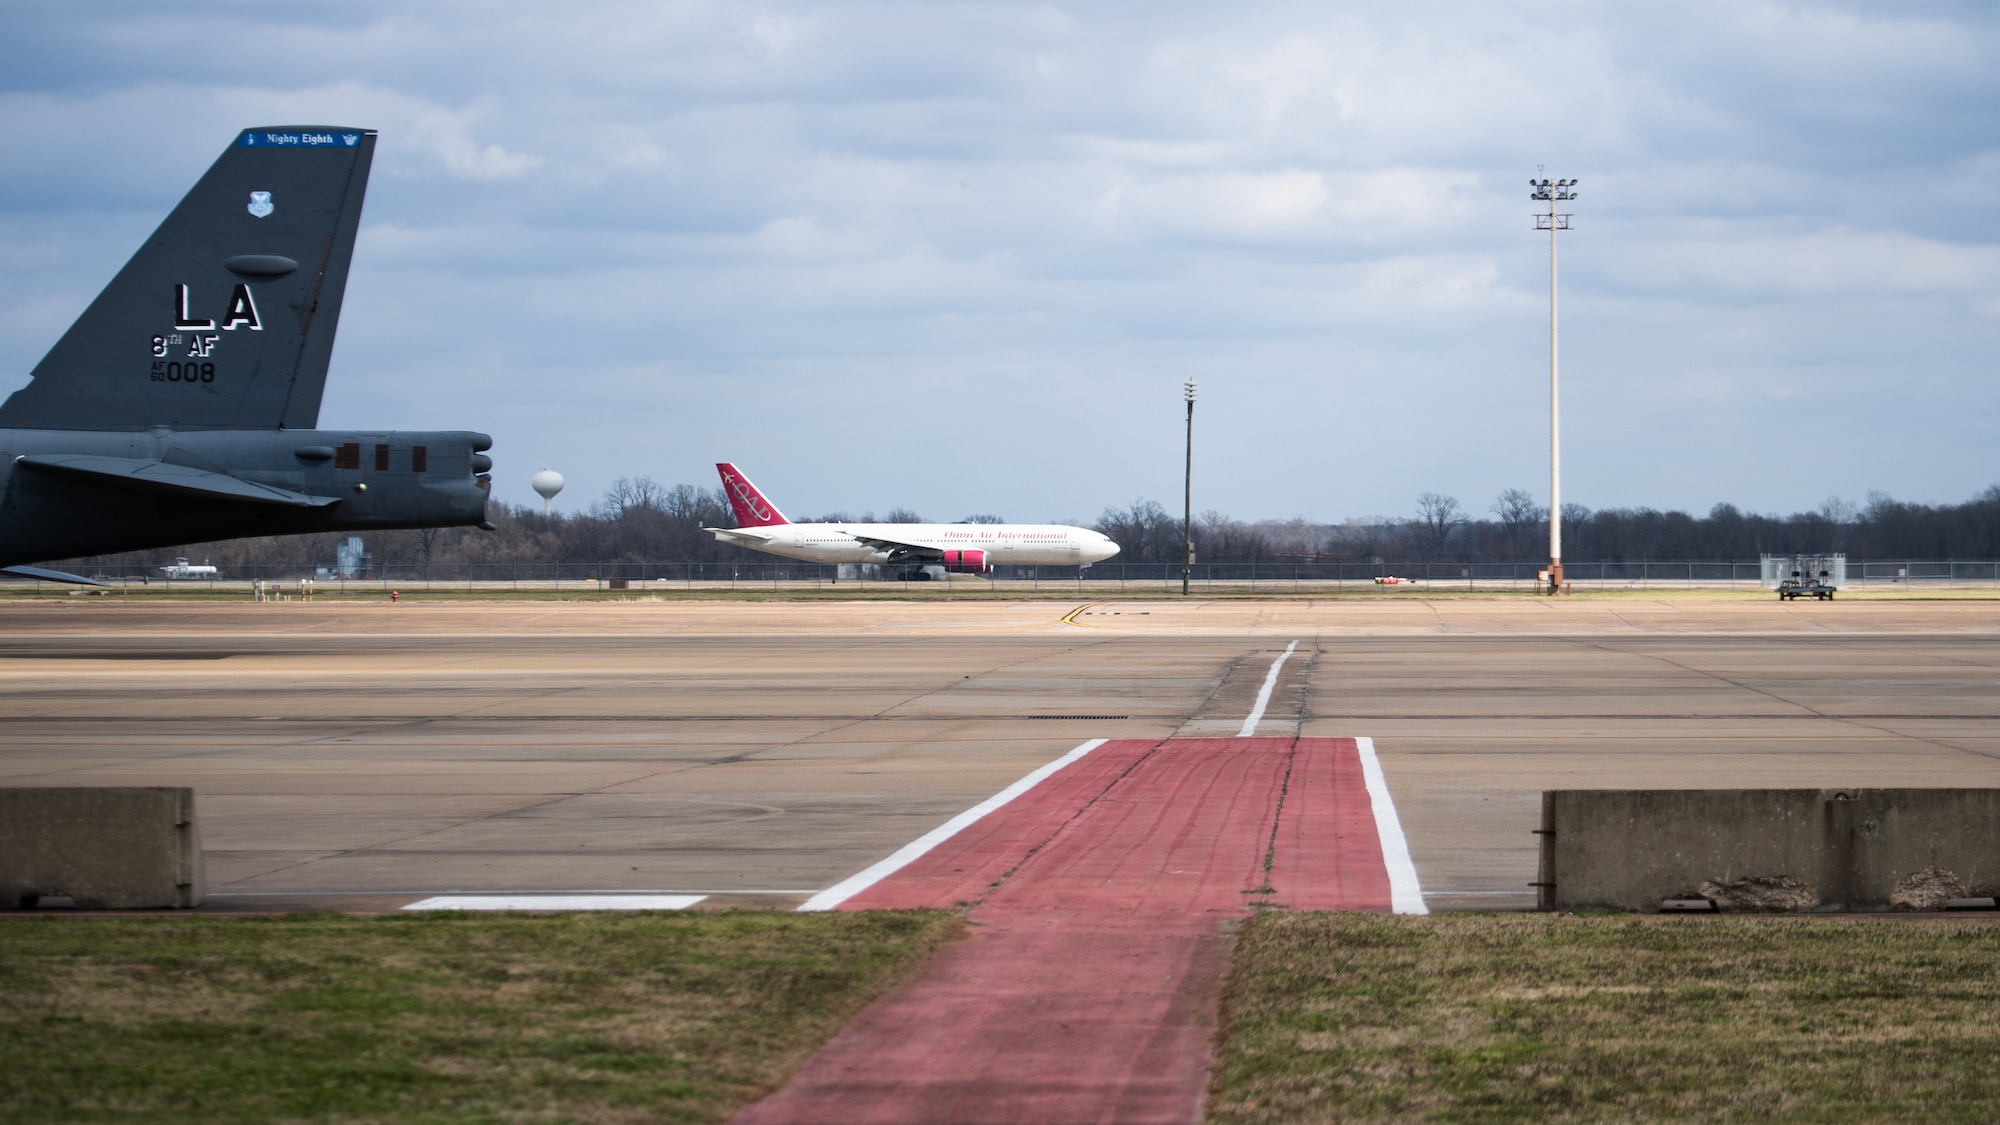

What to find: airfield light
left=1531, top=168, right=1576, bottom=594
left=1183, top=380, right=1197, bottom=597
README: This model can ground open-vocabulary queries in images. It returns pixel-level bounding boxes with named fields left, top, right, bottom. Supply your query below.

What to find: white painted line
left=798, top=738, right=1110, bottom=912
left=401, top=895, right=706, bottom=911
left=1356, top=737, right=1428, bottom=914
left=1237, top=640, right=1300, bottom=737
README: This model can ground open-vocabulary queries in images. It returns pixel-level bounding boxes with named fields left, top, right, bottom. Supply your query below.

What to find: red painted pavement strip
left=975, top=738, right=1294, bottom=919
left=1267, top=737, right=1393, bottom=911
left=735, top=918, right=1233, bottom=1125
left=839, top=738, right=1166, bottom=911
left=734, top=737, right=1393, bottom=1125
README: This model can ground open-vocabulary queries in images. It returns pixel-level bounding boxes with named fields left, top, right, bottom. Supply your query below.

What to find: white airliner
left=704, top=463, right=1119, bottom=575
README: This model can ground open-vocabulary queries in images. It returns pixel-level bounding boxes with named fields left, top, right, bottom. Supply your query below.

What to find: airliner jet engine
left=941, top=550, right=990, bottom=574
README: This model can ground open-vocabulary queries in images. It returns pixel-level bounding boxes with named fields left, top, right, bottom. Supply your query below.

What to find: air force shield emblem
left=247, top=191, right=274, bottom=219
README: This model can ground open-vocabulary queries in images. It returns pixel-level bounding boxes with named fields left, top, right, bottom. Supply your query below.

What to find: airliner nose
left=1085, top=535, right=1120, bottom=563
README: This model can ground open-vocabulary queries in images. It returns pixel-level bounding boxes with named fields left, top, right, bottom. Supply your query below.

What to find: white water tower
left=531, top=469, right=565, bottom=515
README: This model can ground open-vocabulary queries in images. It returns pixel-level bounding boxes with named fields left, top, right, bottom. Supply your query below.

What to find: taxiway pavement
left=2, top=597, right=1996, bottom=912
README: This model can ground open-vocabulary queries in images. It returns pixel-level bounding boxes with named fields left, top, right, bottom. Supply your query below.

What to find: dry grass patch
left=1212, top=912, right=2000, bottom=1123
left=0, top=909, right=959, bottom=1123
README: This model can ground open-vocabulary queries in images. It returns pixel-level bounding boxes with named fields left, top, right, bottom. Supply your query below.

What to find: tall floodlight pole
left=1182, top=379, right=1197, bottom=597
left=1530, top=171, right=1577, bottom=595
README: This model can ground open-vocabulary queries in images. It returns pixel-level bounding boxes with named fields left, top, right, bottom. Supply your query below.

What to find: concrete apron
left=733, top=737, right=1396, bottom=1125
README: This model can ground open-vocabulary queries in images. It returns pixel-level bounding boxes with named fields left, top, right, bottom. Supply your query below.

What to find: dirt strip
left=735, top=737, right=1390, bottom=1124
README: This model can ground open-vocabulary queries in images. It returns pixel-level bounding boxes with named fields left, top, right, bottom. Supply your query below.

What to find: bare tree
left=1414, top=493, right=1466, bottom=559
left=1197, top=510, right=1273, bottom=563
left=1864, top=490, right=1897, bottom=522
left=1819, top=496, right=1858, bottom=525
left=602, top=476, right=666, bottom=517
left=1094, top=499, right=1182, bottom=564
left=1490, top=488, right=1547, bottom=560
left=1257, top=516, right=1335, bottom=559
left=1560, top=502, right=1592, bottom=557
left=884, top=508, right=925, bottom=524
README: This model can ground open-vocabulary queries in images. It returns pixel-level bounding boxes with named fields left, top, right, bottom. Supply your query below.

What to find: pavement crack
left=965, top=737, right=1168, bottom=911
left=1293, top=641, right=1322, bottom=728
left=220, top=771, right=671, bottom=889
left=1185, top=654, right=1251, bottom=724
left=1571, top=637, right=2000, bottom=764
left=868, top=636, right=1125, bottom=721
left=1253, top=737, right=1300, bottom=898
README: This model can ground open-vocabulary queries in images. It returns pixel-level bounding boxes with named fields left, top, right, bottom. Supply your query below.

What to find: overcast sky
left=1, top=1, right=1995, bottom=524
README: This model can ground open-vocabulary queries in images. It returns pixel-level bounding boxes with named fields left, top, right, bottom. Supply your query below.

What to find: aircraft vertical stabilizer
left=1, top=127, right=376, bottom=431
left=716, top=462, right=790, bottom=527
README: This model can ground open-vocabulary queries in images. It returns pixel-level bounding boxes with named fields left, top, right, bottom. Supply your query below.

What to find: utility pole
left=1182, top=379, right=1197, bottom=596
left=1530, top=171, right=1576, bottom=595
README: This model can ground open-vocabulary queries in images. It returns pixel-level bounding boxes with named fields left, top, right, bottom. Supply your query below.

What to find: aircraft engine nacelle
left=941, top=549, right=990, bottom=574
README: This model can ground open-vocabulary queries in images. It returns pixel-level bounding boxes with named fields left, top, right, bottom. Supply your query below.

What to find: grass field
left=0, top=910, right=958, bottom=1123
left=13, top=911, right=2000, bottom=1122
left=1210, top=912, right=2000, bottom=1123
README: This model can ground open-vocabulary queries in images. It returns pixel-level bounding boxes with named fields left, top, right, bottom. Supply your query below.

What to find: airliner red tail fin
left=716, top=463, right=789, bottom=527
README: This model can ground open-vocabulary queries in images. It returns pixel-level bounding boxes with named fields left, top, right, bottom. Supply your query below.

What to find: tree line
left=1094, top=486, right=2000, bottom=564
left=52, top=478, right=2000, bottom=572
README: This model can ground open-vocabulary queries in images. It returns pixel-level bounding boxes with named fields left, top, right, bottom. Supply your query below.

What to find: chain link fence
left=39, top=559, right=2000, bottom=594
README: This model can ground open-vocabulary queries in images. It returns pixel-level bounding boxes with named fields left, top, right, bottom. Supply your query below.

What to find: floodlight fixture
left=1534, top=177, right=1579, bottom=205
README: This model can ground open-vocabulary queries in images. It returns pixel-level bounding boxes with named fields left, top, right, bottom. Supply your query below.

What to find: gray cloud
left=1, top=1, right=1996, bottom=525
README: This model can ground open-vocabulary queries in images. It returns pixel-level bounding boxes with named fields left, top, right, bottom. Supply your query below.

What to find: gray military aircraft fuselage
left=0, top=127, right=492, bottom=579
left=0, top=427, right=491, bottom=565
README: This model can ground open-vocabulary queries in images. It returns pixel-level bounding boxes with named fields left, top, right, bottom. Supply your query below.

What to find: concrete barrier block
left=1538, top=789, right=2000, bottom=913
left=0, top=787, right=204, bottom=908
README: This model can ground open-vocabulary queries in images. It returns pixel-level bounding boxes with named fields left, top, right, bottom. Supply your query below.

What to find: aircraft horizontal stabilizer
left=705, top=526, right=774, bottom=546
left=16, top=454, right=343, bottom=508
left=0, top=565, right=111, bottom=587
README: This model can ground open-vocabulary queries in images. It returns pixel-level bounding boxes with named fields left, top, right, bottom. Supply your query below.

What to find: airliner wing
left=849, top=534, right=943, bottom=563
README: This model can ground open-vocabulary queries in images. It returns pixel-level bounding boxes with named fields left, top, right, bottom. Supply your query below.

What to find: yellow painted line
left=1060, top=602, right=1099, bottom=627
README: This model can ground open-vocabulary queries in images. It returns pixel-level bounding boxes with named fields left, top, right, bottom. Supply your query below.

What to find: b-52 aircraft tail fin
left=1, top=126, right=376, bottom=432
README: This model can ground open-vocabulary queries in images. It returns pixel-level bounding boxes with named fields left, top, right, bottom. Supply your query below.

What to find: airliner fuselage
left=712, top=520, right=1118, bottom=567
left=704, top=462, right=1119, bottom=573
